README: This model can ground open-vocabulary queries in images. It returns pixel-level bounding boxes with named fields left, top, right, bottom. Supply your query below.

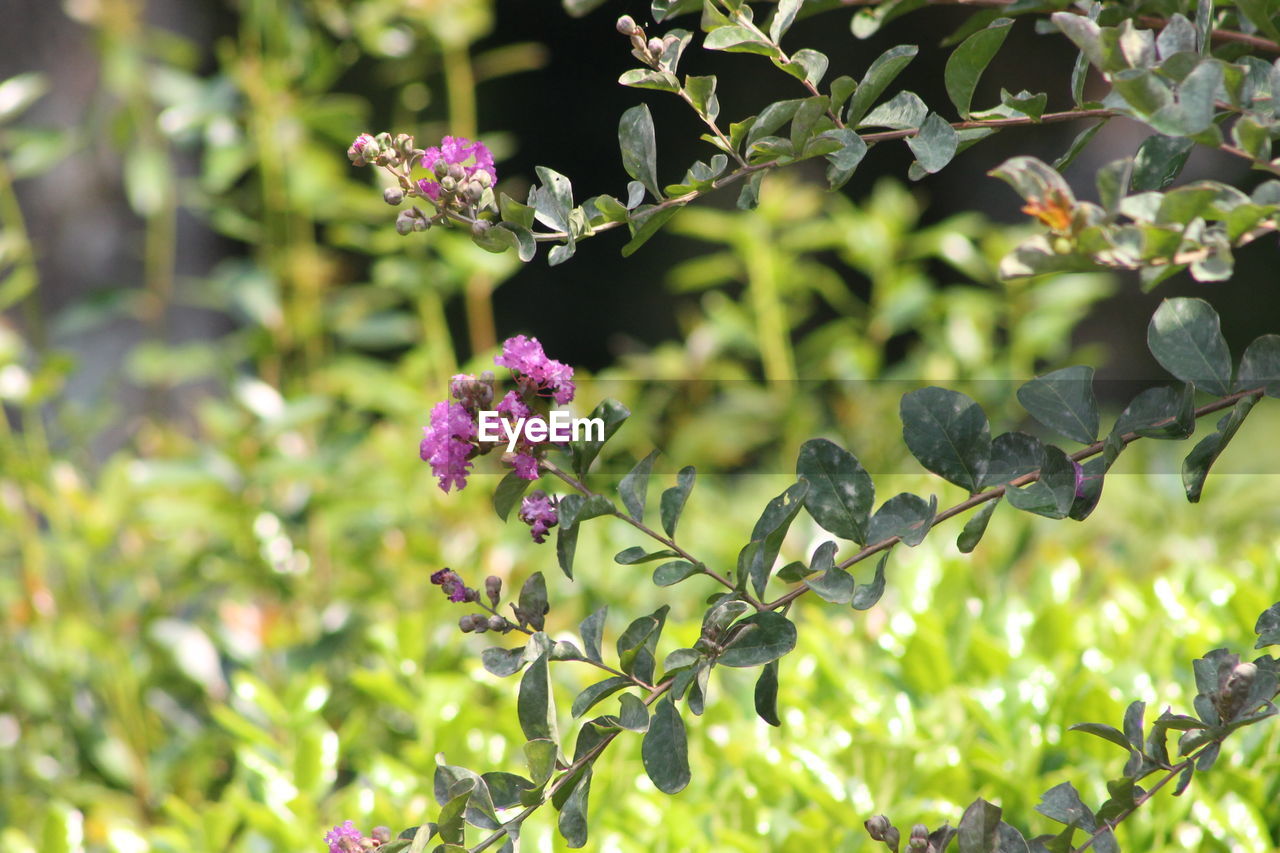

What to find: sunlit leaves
left=944, top=18, right=1013, bottom=118
left=906, top=113, right=959, bottom=174
left=619, top=104, right=661, bottom=201
left=1182, top=396, right=1255, bottom=502
left=846, top=45, right=919, bottom=126
left=1017, top=366, right=1099, bottom=444
left=900, top=387, right=991, bottom=493
left=717, top=611, right=797, bottom=667
left=641, top=698, right=690, bottom=793
left=1147, top=298, right=1232, bottom=395
left=797, top=438, right=874, bottom=544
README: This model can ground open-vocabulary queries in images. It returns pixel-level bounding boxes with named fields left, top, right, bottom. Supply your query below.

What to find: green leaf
left=906, top=113, right=959, bottom=174
left=660, top=465, right=695, bottom=538
left=1255, top=602, right=1280, bottom=648
left=804, top=540, right=856, bottom=604
left=859, top=90, right=927, bottom=130
left=1003, top=445, right=1077, bottom=519
left=789, top=95, right=830, bottom=151
left=580, top=606, right=607, bottom=664
left=619, top=104, right=661, bottom=201
left=1017, top=366, right=1099, bottom=444
left=482, top=646, right=528, bottom=678
left=770, top=0, right=802, bottom=42
left=1237, top=334, right=1280, bottom=396
left=1182, top=395, right=1256, bottom=502
left=846, top=45, right=919, bottom=125
left=1148, top=297, right=1233, bottom=395
left=517, top=573, right=549, bottom=632
left=718, top=611, right=797, bottom=667
left=867, top=492, right=936, bottom=546
left=570, top=399, right=629, bottom=477
left=556, top=769, right=591, bottom=848
left=124, top=147, right=169, bottom=217
left=617, top=693, right=650, bottom=732
left=517, top=652, right=559, bottom=746
left=983, top=432, right=1045, bottom=488
left=1035, top=782, right=1097, bottom=831
left=820, top=128, right=868, bottom=190
left=1000, top=88, right=1048, bottom=121
left=1053, top=121, right=1106, bottom=171
left=614, top=546, right=680, bottom=564
left=531, top=166, right=574, bottom=234
left=619, top=68, right=681, bottom=93
left=523, top=739, right=557, bottom=786
left=1068, top=722, right=1134, bottom=752
left=704, top=24, right=782, bottom=57
left=944, top=18, right=1013, bottom=117
left=0, top=72, right=49, bottom=125
left=797, top=438, right=874, bottom=544
left=1131, top=134, right=1194, bottom=192
left=900, top=387, right=991, bottom=492
left=642, top=697, right=690, bottom=793
left=746, top=481, right=809, bottom=598
left=653, top=559, right=701, bottom=586
left=571, top=676, right=630, bottom=718
left=1113, top=383, right=1196, bottom=439
left=555, top=516, right=579, bottom=579
left=786, top=48, right=829, bottom=87
left=493, top=471, right=532, bottom=521
left=618, top=450, right=658, bottom=522
left=684, top=75, right=719, bottom=122
left=850, top=552, right=889, bottom=610
left=957, top=498, right=999, bottom=553
left=622, top=204, right=683, bottom=257
left=1236, top=0, right=1280, bottom=43
left=958, top=798, right=1004, bottom=853
left=754, top=661, right=782, bottom=727
left=616, top=606, right=668, bottom=684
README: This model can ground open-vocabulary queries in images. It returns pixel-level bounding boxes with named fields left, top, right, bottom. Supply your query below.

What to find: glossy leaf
left=944, top=18, right=1013, bottom=117
left=1017, top=366, right=1099, bottom=444
left=1113, top=383, right=1196, bottom=439
left=1237, top=334, right=1280, bottom=396
left=1035, top=782, right=1096, bottom=831
left=641, top=698, right=690, bottom=793
left=754, top=661, right=782, bottom=727
left=616, top=693, right=649, bottom=732
left=570, top=399, right=629, bottom=477
left=1131, top=134, right=1194, bottom=192
left=805, top=540, right=856, bottom=604
left=1256, top=602, right=1280, bottom=648
left=556, top=770, right=591, bottom=848
left=1183, top=396, right=1255, bottom=502
left=797, top=438, right=874, bottom=543
left=517, top=652, right=559, bottom=746
left=618, top=449, right=658, bottom=522
left=571, top=676, right=630, bottom=718
left=851, top=552, right=889, bottom=610
left=957, top=498, right=999, bottom=553
left=846, top=45, right=919, bottom=125
left=901, top=387, right=991, bottom=492
left=580, top=606, right=607, bottom=664
left=859, top=90, right=927, bottom=130
left=619, top=104, right=661, bottom=201
left=660, top=465, right=696, bottom=538
left=1148, top=298, right=1232, bottom=395
left=868, top=492, right=936, bottom=547
left=718, top=611, right=797, bottom=667
left=745, top=481, right=808, bottom=597
left=1004, top=445, right=1077, bottom=519
left=906, top=113, right=959, bottom=174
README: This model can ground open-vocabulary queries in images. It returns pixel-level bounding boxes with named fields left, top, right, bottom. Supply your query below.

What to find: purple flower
left=347, top=134, right=376, bottom=166
left=497, top=390, right=531, bottom=421
left=325, top=821, right=364, bottom=853
left=513, top=451, right=540, bottom=481
left=494, top=335, right=575, bottom=404
left=519, top=492, right=559, bottom=543
left=418, top=136, right=497, bottom=202
left=420, top=401, right=477, bottom=492
left=431, top=568, right=475, bottom=603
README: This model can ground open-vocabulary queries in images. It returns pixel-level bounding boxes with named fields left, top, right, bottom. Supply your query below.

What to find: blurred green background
left=1, top=0, right=1278, bottom=851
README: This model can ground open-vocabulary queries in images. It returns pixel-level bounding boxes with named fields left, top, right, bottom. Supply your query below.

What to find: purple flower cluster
left=519, top=492, right=559, bottom=543
left=418, top=136, right=497, bottom=202
left=418, top=336, right=575, bottom=492
left=495, top=335, right=576, bottom=404
left=431, top=568, right=476, bottom=603
left=325, top=821, right=364, bottom=853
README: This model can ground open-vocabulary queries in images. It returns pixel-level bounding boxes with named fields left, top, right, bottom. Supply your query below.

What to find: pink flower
left=420, top=401, right=477, bottom=492
left=513, top=452, right=540, bottom=481
left=494, top=335, right=575, bottom=404
left=325, top=821, right=364, bottom=853
left=431, top=568, right=475, bottom=603
left=418, top=136, right=497, bottom=201
left=519, top=492, right=559, bottom=543
left=347, top=134, right=376, bottom=167
left=497, top=390, right=531, bottom=421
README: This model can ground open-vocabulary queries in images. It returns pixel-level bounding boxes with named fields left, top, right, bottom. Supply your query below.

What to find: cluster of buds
left=431, top=568, right=478, bottom=604
left=347, top=132, right=418, bottom=169
left=325, top=822, right=392, bottom=853
left=616, top=15, right=678, bottom=70
left=438, top=572, right=518, bottom=634
left=864, top=816, right=953, bottom=853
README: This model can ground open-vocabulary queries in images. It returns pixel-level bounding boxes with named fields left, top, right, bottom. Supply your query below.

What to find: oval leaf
left=641, top=697, right=691, bottom=793
left=900, top=387, right=991, bottom=492
left=1147, top=297, right=1232, bottom=395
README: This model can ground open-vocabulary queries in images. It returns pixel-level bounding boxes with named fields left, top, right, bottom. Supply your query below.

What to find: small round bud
left=485, top=575, right=502, bottom=606
left=487, top=615, right=507, bottom=632
left=395, top=210, right=416, bottom=236
left=412, top=215, right=430, bottom=232
left=471, top=219, right=491, bottom=238
left=909, top=824, right=929, bottom=849
left=458, top=613, right=480, bottom=632
left=393, top=133, right=415, bottom=158
left=474, top=169, right=492, bottom=189
left=375, top=149, right=395, bottom=167
left=383, top=186, right=405, bottom=205
left=440, top=176, right=458, bottom=194
left=447, top=162, right=467, bottom=182
left=865, top=816, right=891, bottom=841
left=616, top=15, right=637, bottom=35
left=647, top=37, right=664, bottom=57
left=883, top=828, right=900, bottom=849
left=431, top=157, right=449, bottom=179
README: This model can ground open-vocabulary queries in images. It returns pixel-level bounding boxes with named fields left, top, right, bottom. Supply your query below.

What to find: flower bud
left=474, top=169, right=492, bottom=189
left=447, top=162, right=467, bottom=182
left=865, top=816, right=891, bottom=841
left=395, top=210, right=416, bottom=236
left=431, top=157, right=449, bottom=179
left=471, top=219, right=491, bottom=238
left=616, top=15, right=637, bottom=35
left=347, top=133, right=376, bottom=166
left=485, top=575, right=502, bottom=606
left=908, top=824, right=929, bottom=849
left=393, top=133, right=415, bottom=158
left=647, top=37, right=664, bottom=57
left=371, top=827, right=391, bottom=843
left=883, top=827, right=900, bottom=850
left=487, top=615, right=507, bottom=632
left=458, top=613, right=481, bottom=632
left=375, top=148, right=395, bottom=167
left=440, top=176, right=458, bottom=194
left=413, top=216, right=430, bottom=232
left=383, top=186, right=405, bottom=206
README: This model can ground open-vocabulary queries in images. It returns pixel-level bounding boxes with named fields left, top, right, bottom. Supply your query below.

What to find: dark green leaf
left=618, top=69, right=681, bottom=93
left=653, top=559, right=702, bottom=586
left=517, top=652, right=559, bottom=746
left=1004, top=445, right=1077, bottom=519
left=1236, top=0, right=1280, bottom=43
left=660, top=466, right=696, bottom=538
left=1148, top=298, right=1232, bottom=395
left=754, top=661, right=781, bottom=727
left=483, top=772, right=535, bottom=810
left=641, top=698, right=691, bottom=793
left=906, top=113, right=959, bottom=174
left=820, top=128, right=868, bottom=190
left=617, top=693, right=650, bottom=732
left=618, top=449, right=658, bottom=521
left=616, top=606, right=668, bottom=684
left=614, top=546, right=680, bottom=564
left=556, top=769, right=591, bottom=848
left=797, top=438, right=874, bottom=543
left=1254, top=602, right=1280, bottom=648
left=901, top=387, right=991, bottom=492
left=1113, top=383, right=1195, bottom=439
left=622, top=204, right=683, bottom=257
left=517, top=573, right=549, bottom=632
left=703, top=24, right=781, bottom=56
left=571, top=676, right=630, bottom=718
left=580, top=606, right=607, bottom=664
left=958, top=798, right=1003, bottom=853
left=1173, top=763, right=1195, bottom=795
left=570, top=399, right=630, bottom=477
left=1035, top=782, right=1096, bottom=831
left=684, top=75, right=719, bottom=123
left=804, top=540, right=856, bottom=604
left=1068, top=722, right=1134, bottom=752
left=957, top=498, right=999, bottom=553
left=851, top=552, right=889, bottom=610
left=1001, top=88, right=1048, bottom=121
left=983, top=432, right=1044, bottom=489
left=619, top=104, right=661, bottom=201
left=718, top=611, right=798, bottom=667
left=1053, top=121, right=1106, bottom=171
left=1237, top=334, right=1280, bottom=396
left=868, top=492, right=936, bottom=547
left=493, top=471, right=533, bottom=521
left=846, top=45, right=919, bottom=125
left=746, top=482, right=809, bottom=597
left=1182, top=396, right=1256, bottom=502
left=523, top=739, right=557, bottom=786
left=482, top=646, right=528, bottom=678
left=1131, top=134, right=1195, bottom=191
left=787, top=48, right=829, bottom=87
left=944, top=18, right=1013, bottom=117
left=1017, top=366, right=1099, bottom=443
left=770, top=0, right=802, bottom=42
left=859, top=90, right=927, bottom=130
